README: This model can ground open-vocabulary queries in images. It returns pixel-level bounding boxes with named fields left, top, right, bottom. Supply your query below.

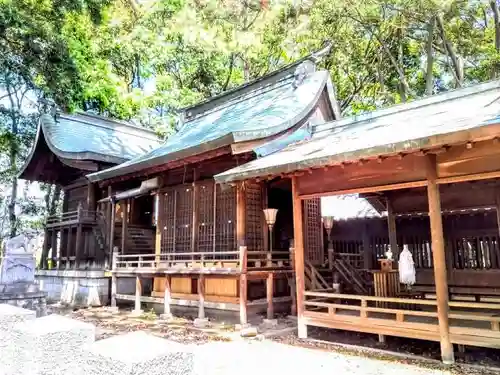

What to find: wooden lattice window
left=198, top=182, right=215, bottom=253
left=175, top=186, right=193, bottom=253
left=246, top=182, right=264, bottom=252
left=161, top=190, right=176, bottom=254
left=303, top=198, right=323, bottom=265
left=215, top=185, right=236, bottom=253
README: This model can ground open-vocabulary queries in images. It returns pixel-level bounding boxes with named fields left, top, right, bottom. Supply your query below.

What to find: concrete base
left=35, top=270, right=137, bottom=307
left=240, top=326, right=258, bottom=338
left=0, top=283, right=47, bottom=317
left=159, top=313, right=174, bottom=321
left=261, top=319, right=278, bottom=329
left=106, top=306, right=120, bottom=314
left=130, top=309, right=144, bottom=317
left=193, top=318, right=210, bottom=328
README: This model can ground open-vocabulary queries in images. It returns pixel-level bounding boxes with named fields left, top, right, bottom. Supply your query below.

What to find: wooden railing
left=305, top=260, right=330, bottom=290
left=46, top=209, right=97, bottom=227
left=303, top=291, right=500, bottom=338
left=113, top=248, right=292, bottom=272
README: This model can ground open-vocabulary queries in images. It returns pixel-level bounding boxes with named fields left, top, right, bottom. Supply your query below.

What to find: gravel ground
left=47, top=305, right=500, bottom=375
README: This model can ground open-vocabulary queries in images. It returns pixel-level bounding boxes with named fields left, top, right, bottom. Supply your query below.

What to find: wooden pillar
left=134, top=276, right=142, bottom=313
left=262, top=182, right=269, bottom=252
left=75, top=226, right=83, bottom=269
left=191, top=170, right=199, bottom=257
left=66, top=226, right=72, bottom=269
left=386, top=198, right=398, bottom=261
left=121, top=200, right=128, bottom=254
left=156, top=192, right=165, bottom=262
left=236, top=182, right=247, bottom=247
left=362, top=222, right=373, bottom=270
left=426, top=154, right=454, bottom=364
left=41, top=229, right=50, bottom=269
left=266, top=272, right=274, bottom=320
left=51, top=229, right=58, bottom=269
left=495, top=191, right=500, bottom=237
left=108, top=200, right=116, bottom=268
left=239, top=245, right=248, bottom=325
left=289, top=243, right=297, bottom=316
left=291, top=176, right=307, bottom=338
left=87, top=181, right=96, bottom=210
left=163, top=275, right=172, bottom=318
left=198, top=275, right=205, bottom=319
left=111, top=249, right=118, bottom=308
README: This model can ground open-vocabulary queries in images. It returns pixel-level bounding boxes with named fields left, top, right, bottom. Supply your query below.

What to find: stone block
left=81, top=331, right=194, bottom=375
left=240, top=326, right=258, bottom=338
left=193, top=317, right=210, bottom=328
left=0, top=304, right=36, bottom=375
left=13, top=314, right=95, bottom=375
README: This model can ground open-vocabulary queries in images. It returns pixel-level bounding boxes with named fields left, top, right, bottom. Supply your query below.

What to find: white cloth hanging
left=398, top=245, right=416, bottom=286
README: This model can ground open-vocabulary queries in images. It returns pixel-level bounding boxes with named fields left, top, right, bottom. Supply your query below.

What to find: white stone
left=80, top=331, right=194, bottom=375
left=261, top=319, right=279, bottom=329
left=0, top=304, right=36, bottom=375
left=193, top=318, right=210, bottom=328
left=240, top=326, right=258, bottom=338
left=13, top=314, right=95, bottom=375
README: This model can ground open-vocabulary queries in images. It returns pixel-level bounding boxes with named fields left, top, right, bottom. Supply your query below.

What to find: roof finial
left=310, top=41, right=333, bottom=64
left=38, top=98, right=59, bottom=120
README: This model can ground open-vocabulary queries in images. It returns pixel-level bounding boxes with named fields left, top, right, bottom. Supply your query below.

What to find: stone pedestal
left=0, top=305, right=37, bottom=375
left=13, top=314, right=95, bottom=375
left=81, top=331, right=194, bottom=375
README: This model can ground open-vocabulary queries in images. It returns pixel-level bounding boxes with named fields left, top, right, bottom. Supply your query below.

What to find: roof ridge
left=62, top=113, right=159, bottom=141
left=313, top=79, right=500, bottom=135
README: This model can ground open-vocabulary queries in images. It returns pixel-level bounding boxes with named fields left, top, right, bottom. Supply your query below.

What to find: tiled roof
left=87, top=63, right=336, bottom=182
left=214, top=79, right=500, bottom=184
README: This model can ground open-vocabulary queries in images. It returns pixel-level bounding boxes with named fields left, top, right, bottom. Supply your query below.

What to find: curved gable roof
left=87, top=66, right=336, bottom=183
left=19, top=112, right=161, bottom=182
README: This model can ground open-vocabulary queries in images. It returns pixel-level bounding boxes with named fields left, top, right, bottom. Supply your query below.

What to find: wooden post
left=163, top=275, right=172, bottom=318
left=289, top=244, right=297, bottom=316
left=291, top=176, right=307, bottom=338
left=239, top=245, right=248, bottom=325
left=134, top=276, right=142, bottom=314
left=66, top=226, right=72, bottom=269
left=111, top=248, right=118, bottom=308
left=191, top=170, right=199, bottom=257
left=495, top=190, right=500, bottom=238
left=121, top=200, right=128, bottom=255
left=426, top=154, right=454, bottom=364
left=198, top=275, right=205, bottom=319
left=51, top=229, right=58, bottom=269
left=41, top=229, right=50, bottom=269
left=362, top=222, right=373, bottom=270
left=75, top=206, right=83, bottom=269
left=108, top=200, right=116, bottom=268
left=386, top=198, right=398, bottom=262
left=156, top=193, right=165, bottom=265
left=266, top=272, right=274, bottom=320
left=262, top=182, right=269, bottom=253
left=87, top=181, right=96, bottom=210
left=236, top=182, right=247, bottom=247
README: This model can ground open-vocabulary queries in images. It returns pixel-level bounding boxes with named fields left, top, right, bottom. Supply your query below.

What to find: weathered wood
left=292, top=176, right=307, bottom=338
left=495, top=190, right=500, bottom=239
left=109, top=200, right=116, bottom=267
left=111, top=249, right=118, bottom=308
left=121, top=200, right=128, bottom=254
left=386, top=198, right=398, bottom=261
left=236, top=182, right=247, bottom=246
left=66, top=226, right=72, bottom=268
left=267, top=272, right=274, bottom=319
left=198, top=275, right=205, bottom=319
left=426, top=154, right=454, bottom=364
left=239, top=273, right=248, bottom=325
left=51, top=229, right=58, bottom=268
left=262, top=182, right=269, bottom=255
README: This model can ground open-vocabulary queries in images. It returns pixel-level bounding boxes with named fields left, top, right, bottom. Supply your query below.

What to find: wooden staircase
left=305, top=260, right=331, bottom=290
left=332, top=258, right=372, bottom=295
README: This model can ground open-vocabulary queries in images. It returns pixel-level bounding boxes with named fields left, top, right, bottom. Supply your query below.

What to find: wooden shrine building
left=214, top=80, right=500, bottom=363
left=85, top=49, right=340, bottom=321
left=19, top=111, right=160, bottom=304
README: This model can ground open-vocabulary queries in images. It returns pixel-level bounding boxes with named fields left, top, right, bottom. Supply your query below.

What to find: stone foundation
left=0, top=290, right=47, bottom=317
left=36, top=270, right=135, bottom=307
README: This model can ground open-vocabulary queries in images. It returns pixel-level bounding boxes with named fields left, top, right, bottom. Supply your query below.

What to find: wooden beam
left=292, top=176, right=307, bottom=338
left=87, top=181, right=96, bottom=210
left=111, top=250, right=118, bottom=308
left=66, top=226, right=72, bottom=268
left=426, top=154, right=454, bottom=364
left=198, top=275, right=205, bottom=319
left=236, top=182, right=247, bottom=247
left=121, top=200, right=128, bottom=255
left=51, top=229, right=58, bottom=268
left=267, top=272, right=274, bottom=320
left=109, top=201, right=116, bottom=268
left=386, top=198, right=398, bottom=262
left=156, top=193, right=165, bottom=257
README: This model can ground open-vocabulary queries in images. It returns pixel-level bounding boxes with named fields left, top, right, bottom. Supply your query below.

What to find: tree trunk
left=425, top=17, right=435, bottom=96
left=436, top=15, right=463, bottom=88
left=491, top=1, right=500, bottom=51
left=6, top=78, right=19, bottom=238
left=49, top=185, right=61, bottom=216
